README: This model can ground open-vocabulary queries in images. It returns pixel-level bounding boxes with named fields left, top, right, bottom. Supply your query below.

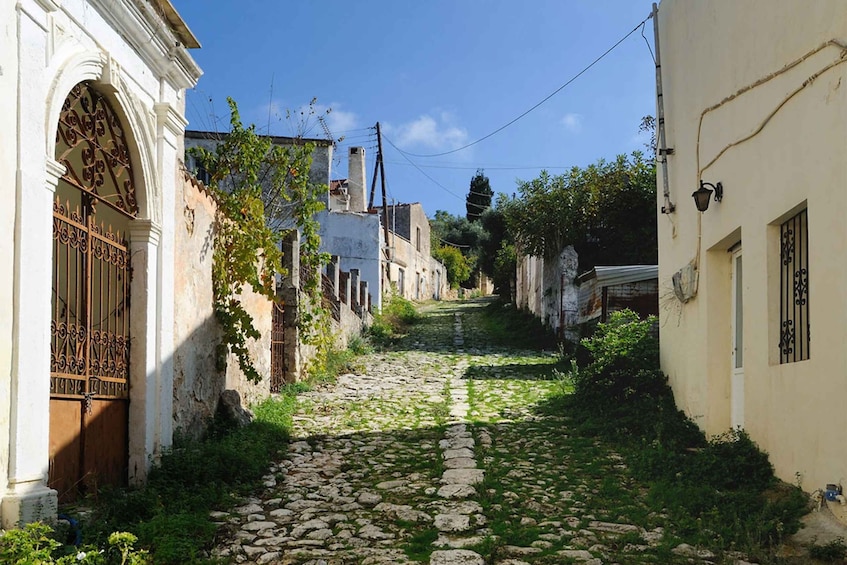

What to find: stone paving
left=211, top=300, right=732, bottom=565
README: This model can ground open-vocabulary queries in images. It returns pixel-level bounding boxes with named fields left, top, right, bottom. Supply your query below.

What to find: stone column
left=280, top=231, right=301, bottom=381
left=1, top=158, right=63, bottom=528
left=329, top=256, right=340, bottom=300
left=360, top=281, right=369, bottom=315
left=127, top=220, right=162, bottom=486
left=342, top=272, right=351, bottom=306
left=349, top=269, right=361, bottom=310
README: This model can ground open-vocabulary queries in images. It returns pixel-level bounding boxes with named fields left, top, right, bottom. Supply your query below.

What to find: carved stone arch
left=45, top=49, right=159, bottom=222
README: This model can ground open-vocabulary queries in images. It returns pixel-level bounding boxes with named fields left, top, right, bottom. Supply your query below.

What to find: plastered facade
left=657, top=0, right=847, bottom=490
left=0, top=0, right=200, bottom=526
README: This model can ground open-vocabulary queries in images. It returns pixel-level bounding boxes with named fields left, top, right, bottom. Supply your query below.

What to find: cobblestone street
left=212, top=299, right=721, bottom=565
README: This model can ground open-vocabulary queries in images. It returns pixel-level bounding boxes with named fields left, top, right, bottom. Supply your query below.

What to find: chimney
left=347, top=147, right=367, bottom=212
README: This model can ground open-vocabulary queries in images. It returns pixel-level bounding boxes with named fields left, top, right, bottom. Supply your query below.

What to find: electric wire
left=382, top=135, right=490, bottom=210
left=390, top=12, right=653, bottom=158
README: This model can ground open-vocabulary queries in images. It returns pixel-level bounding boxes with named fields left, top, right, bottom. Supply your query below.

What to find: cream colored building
left=1, top=0, right=200, bottom=526
left=656, top=0, right=847, bottom=490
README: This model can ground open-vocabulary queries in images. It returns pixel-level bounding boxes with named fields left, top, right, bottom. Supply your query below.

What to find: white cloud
left=561, top=113, right=583, bottom=133
left=384, top=112, right=468, bottom=151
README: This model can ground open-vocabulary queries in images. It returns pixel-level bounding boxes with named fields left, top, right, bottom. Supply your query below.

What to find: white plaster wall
left=657, top=0, right=847, bottom=489
left=0, top=0, right=18, bottom=527
left=317, top=210, right=383, bottom=311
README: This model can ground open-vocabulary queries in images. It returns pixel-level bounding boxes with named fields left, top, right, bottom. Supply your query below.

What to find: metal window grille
left=778, top=209, right=809, bottom=363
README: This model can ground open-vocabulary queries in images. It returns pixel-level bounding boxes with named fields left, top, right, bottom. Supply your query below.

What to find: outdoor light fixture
left=692, top=181, right=723, bottom=212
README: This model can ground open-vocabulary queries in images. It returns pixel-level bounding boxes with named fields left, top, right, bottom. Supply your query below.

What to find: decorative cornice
left=87, top=0, right=202, bottom=91
left=129, top=218, right=162, bottom=245
left=154, top=102, right=188, bottom=138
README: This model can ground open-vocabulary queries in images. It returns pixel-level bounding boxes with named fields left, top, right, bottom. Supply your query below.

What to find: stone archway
left=49, top=81, right=138, bottom=502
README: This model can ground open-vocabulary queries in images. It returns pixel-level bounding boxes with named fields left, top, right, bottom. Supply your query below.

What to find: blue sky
left=174, top=1, right=658, bottom=218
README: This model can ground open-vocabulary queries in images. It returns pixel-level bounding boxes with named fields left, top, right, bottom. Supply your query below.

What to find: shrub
left=367, top=293, right=420, bottom=346
left=0, top=523, right=149, bottom=564
left=546, top=308, right=807, bottom=552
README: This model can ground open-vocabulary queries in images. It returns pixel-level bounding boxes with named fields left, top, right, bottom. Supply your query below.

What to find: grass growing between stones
left=69, top=388, right=301, bottom=564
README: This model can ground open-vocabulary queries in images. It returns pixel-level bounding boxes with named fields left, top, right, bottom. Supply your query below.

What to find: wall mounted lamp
left=692, top=181, right=723, bottom=212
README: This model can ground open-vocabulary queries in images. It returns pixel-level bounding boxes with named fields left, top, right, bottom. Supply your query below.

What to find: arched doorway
left=49, top=82, right=138, bottom=502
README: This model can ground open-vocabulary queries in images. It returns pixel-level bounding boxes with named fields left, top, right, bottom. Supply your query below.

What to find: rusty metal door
left=270, top=301, right=286, bottom=392
left=49, top=82, right=137, bottom=502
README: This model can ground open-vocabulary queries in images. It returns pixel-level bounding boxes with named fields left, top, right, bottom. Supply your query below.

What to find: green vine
left=190, top=98, right=330, bottom=383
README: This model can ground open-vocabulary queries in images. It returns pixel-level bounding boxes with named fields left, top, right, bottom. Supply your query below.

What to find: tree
left=188, top=98, right=329, bottom=382
left=466, top=169, right=494, bottom=222
left=430, top=210, right=485, bottom=287
left=432, top=244, right=471, bottom=289
left=503, top=152, right=657, bottom=272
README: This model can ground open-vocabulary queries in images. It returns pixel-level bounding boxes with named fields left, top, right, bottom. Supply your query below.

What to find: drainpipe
left=653, top=2, right=675, bottom=214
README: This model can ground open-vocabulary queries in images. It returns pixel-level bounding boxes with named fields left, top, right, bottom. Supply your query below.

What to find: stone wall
left=515, top=246, right=579, bottom=340
left=172, top=174, right=223, bottom=439
left=173, top=173, right=274, bottom=438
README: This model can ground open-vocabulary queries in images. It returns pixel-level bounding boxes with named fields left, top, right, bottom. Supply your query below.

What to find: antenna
left=318, top=115, right=334, bottom=144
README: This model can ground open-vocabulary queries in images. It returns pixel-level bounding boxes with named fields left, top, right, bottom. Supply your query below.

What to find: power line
left=382, top=160, right=572, bottom=171
left=382, top=135, right=490, bottom=210
left=390, top=12, right=653, bottom=158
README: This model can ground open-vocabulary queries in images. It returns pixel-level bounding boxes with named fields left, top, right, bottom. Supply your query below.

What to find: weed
left=808, top=537, right=847, bottom=561
left=73, top=389, right=301, bottom=563
left=474, top=300, right=557, bottom=350
left=402, top=527, right=438, bottom=561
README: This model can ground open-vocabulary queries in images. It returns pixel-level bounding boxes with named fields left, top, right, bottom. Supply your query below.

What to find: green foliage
left=503, top=152, right=657, bottom=270
left=466, top=168, right=493, bottom=222
left=190, top=97, right=329, bottom=383
left=809, top=537, right=847, bottom=561
left=544, top=308, right=807, bottom=553
left=582, top=309, right=659, bottom=374
left=367, top=293, right=421, bottom=347
left=0, top=522, right=60, bottom=563
left=432, top=244, right=471, bottom=289
left=477, top=301, right=557, bottom=350
left=0, top=523, right=149, bottom=565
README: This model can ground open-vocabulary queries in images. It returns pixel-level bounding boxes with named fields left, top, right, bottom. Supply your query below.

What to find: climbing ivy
left=191, top=98, right=329, bottom=383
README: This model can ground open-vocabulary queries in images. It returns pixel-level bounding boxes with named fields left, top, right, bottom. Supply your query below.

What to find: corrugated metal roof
left=576, top=265, right=659, bottom=324
left=577, top=265, right=658, bottom=287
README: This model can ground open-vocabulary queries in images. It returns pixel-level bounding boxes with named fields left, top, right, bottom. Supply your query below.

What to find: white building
left=1, top=0, right=200, bottom=526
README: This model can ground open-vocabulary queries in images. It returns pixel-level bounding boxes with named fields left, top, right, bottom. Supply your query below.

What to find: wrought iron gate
left=49, top=82, right=136, bottom=501
left=270, top=301, right=286, bottom=392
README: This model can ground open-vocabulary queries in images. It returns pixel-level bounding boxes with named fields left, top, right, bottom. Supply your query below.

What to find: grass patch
left=65, top=387, right=305, bottom=564
left=540, top=309, right=809, bottom=558
left=367, top=293, right=422, bottom=347
left=403, top=527, right=438, bottom=561
left=473, top=300, right=558, bottom=350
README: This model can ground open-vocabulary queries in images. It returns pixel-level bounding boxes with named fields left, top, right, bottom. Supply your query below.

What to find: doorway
left=731, top=246, right=744, bottom=429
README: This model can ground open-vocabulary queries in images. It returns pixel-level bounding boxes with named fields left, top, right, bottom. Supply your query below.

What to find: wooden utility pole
left=374, top=122, right=390, bottom=249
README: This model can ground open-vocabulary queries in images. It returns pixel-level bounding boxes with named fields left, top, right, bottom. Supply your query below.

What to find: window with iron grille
left=778, top=209, right=809, bottom=363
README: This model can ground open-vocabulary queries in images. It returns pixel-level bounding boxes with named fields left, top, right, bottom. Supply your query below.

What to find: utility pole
left=374, top=122, right=390, bottom=249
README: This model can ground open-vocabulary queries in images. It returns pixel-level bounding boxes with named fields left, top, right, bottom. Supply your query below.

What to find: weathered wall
left=387, top=232, right=447, bottom=302
left=173, top=174, right=273, bottom=437
left=385, top=203, right=431, bottom=259
left=224, top=287, right=272, bottom=407
left=172, top=175, right=224, bottom=439
left=515, top=246, right=579, bottom=337
left=657, top=0, right=847, bottom=489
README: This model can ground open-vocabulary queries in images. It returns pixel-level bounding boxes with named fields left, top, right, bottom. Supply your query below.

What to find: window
left=778, top=209, right=809, bottom=363
left=416, top=227, right=421, bottom=252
